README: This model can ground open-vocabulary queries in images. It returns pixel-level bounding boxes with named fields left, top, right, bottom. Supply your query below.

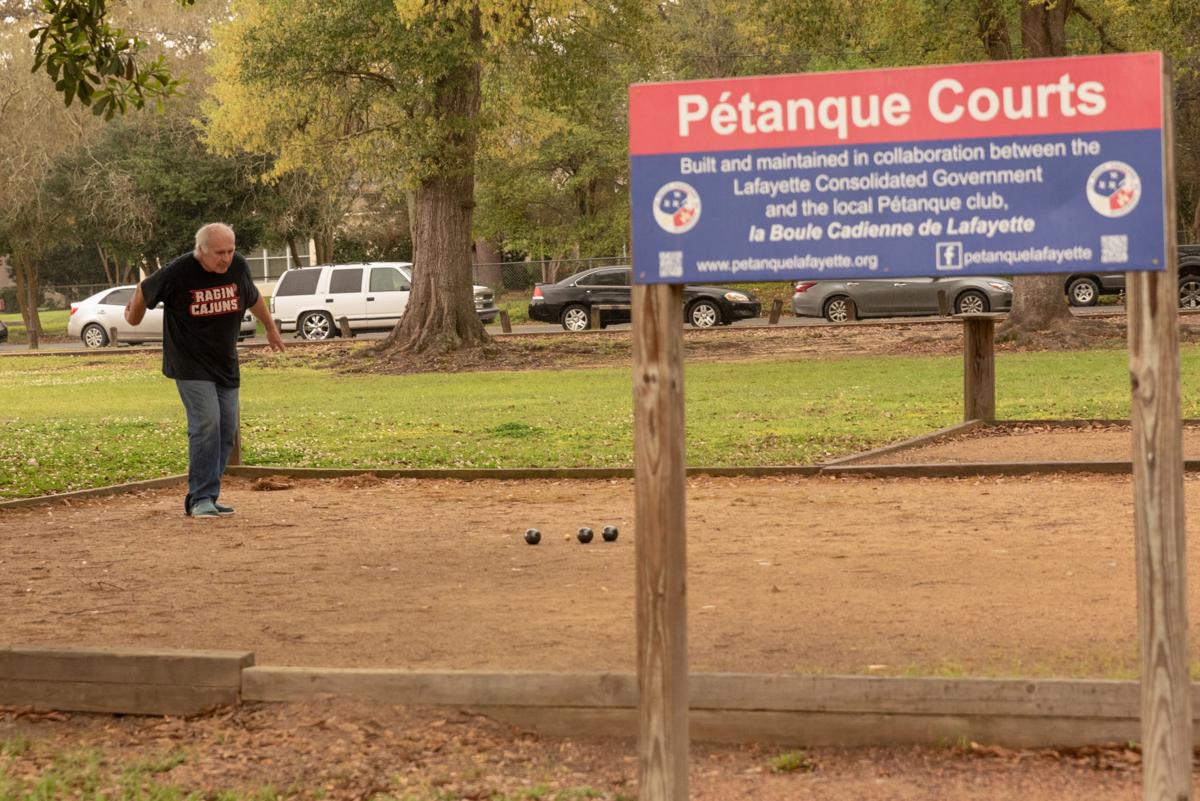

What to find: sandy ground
left=870, top=421, right=1200, bottom=465
left=4, top=467, right=1200, bottom=678
left=7, top=427, right=1200, bottom=798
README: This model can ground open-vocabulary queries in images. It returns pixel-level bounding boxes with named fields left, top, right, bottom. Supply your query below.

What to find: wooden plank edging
left=822, top=461, right=1142, bottom=478
left=240, top=667, right=1200, bottom=747
left=0, top=475, right=187, bottom=510
left=0, top=645, right=253, bottom=716
left=820, top=420, right=983, bottom=467
left=242, top=668, right=1157, bottom=718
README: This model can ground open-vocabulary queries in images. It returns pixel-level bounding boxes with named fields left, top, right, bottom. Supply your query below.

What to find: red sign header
left=629, top=53, right=1162, bottom=155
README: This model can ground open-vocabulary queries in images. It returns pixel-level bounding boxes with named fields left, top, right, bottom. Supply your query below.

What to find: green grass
left=2, top=343, right=1198, bottom=499
left=1, top=309, right=71, bottom=343
left=768, top=750, right=816, bottom=773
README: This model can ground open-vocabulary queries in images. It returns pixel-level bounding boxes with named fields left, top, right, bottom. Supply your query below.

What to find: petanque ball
left=602, top=525, right=619, bottom=542
left=524, top=528, right=541, bottom=545
left=577, top=527, right=594, bottom=544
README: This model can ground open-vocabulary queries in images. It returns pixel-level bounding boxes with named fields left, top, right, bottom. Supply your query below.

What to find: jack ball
left=602, top=525, right=619, bottom=542
left=577, top=527, right=594, bottom=544
left=524, top=528, right=541, bottom=545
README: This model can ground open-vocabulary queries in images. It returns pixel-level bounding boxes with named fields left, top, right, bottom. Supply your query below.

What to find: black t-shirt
left=140, top=252, right=260, bottom=387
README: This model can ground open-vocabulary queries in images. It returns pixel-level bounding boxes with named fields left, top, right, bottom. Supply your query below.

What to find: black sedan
left=528, top=266, right=761, bottom=331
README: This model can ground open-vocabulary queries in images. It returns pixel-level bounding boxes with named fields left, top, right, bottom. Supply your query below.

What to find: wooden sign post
left=1127, top=65, right=1191, bottom=801
left=632, top=283, right=688, bottom=801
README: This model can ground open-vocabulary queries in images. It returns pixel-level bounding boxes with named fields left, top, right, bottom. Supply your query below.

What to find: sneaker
left=188, top=498, right=220, bottom=518
left=214, top=501, right=235, bottom=516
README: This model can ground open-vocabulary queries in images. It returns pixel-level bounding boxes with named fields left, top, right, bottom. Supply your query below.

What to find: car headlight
left=987, top=282, right=1012, bottom=292
left=723, top=291, right=750, bottom=302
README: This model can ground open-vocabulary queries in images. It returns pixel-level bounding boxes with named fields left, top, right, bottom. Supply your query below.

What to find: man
left=125, top=223, right=285, bottom=518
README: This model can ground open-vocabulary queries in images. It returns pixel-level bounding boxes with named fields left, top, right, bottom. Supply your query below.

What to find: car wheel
left=299, top=311, right=335, bottom=341
left=823, top=296, right=854, bottom=323
left=955, top=290, right=989, bottom=314
left=1066, top=277, right=1100, bottom=307
left=1179, top=277, right=1200, bottom=309
left=561, top=304, right=591, bottom=332
left=81, top=323, right=109, bottom=348
left=688, top=300, right=721, bottom=328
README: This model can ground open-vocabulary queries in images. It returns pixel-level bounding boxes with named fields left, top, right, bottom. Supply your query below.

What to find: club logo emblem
left=653, top=181, right=701, bottom=234
left=1086, top=161, right=1141, bottom=218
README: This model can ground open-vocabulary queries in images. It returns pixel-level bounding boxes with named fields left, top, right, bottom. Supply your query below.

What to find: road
left=0, top=305, right=1126, bottom=355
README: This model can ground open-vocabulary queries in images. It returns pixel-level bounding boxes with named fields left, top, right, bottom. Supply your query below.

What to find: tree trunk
left=315, top=232, right=334, bottom=265
left=976, top=0, right=1012, bottom=60
left=996, top=0, right=1077, bottom=339
left=474, top=238, right=502, bottom=289
left=285, top=234, right=303, bottom=268
left=97, top=243, right=115, bottom=285
left=12, top=252, right=43, bottom=349
left=373, top=14, right=487, bottom=360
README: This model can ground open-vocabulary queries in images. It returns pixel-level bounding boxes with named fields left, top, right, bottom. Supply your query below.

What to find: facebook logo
left=936, top=242, right=964, bottom=271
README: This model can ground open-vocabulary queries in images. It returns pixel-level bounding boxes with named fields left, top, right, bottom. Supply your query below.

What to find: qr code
left=1101, top=235, right=1128, bottom=264
left=658, top=251, right=683, bottom=278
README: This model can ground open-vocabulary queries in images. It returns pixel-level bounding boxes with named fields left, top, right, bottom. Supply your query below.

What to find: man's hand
left=249, top=294, right=285, bottom=352
left=265, top=326, right=286, bottom=352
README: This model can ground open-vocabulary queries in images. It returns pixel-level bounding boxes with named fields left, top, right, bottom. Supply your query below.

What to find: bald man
left=126, top=223, right=285, bottom=518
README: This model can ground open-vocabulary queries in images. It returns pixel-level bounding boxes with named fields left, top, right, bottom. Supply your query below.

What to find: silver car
left=67, top=285, right=256, bottom=348
left=792, top=276, right=1014, bottom=322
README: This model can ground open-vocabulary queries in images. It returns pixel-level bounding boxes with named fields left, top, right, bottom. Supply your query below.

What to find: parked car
left=271, top=262, right=498, bottom=340
left=792, top=276, right=1014, bottom=322
left=1064, top=243, right=1200, bottom=307
left=527, top=266, right=761, bottom=331
left=67, top=285, right=256, bottom=348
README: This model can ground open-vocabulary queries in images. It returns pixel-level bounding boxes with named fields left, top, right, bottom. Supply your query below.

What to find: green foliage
left=768, top=750, right=816, bottom=773
left=475, top=3, right=654, bottom=261
left=1, top=735, right=31, bottom=758
left=28, top=0, right=195, bottom=119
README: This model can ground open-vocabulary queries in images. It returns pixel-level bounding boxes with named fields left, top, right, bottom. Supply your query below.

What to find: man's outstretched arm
left=124, top=284, right=147, bottom=325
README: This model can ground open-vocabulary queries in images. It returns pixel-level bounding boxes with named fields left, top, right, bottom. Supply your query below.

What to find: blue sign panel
left=629, top=54, right=1166, bottom=284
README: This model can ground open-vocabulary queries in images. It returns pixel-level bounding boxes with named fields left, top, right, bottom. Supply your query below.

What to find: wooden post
left=768, top=298, right=783, bottom=324
left=632, top=283, right=688, bottom=801
left=499, top=309, right=512, bottom=334
left=108, top=326, right=119, bottom=347
left=590, top=306, right=602, bottom=329
left=937, top=289, right=950, bottom=317
left=337, top=316, right=354, bottom=338
left=1128, top=61, right=1191, bottom=801
left=962, top=315, right=995, bottom=422
left=26, top=281, right=39, bottom=351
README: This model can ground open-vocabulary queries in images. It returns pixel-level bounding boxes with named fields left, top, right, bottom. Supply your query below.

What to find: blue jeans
left=176, top=380, right=239, bottom=513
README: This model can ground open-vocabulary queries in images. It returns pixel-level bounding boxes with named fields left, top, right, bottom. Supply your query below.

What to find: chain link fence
left=473, top=256, right=626, bottom=293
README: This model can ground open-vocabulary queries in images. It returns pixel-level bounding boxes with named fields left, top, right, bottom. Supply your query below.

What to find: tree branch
left=1072, top=4, right=1125, bottom=53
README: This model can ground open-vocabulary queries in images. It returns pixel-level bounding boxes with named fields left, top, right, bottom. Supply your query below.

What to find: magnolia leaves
left=28, top=0, right=196, bottom=118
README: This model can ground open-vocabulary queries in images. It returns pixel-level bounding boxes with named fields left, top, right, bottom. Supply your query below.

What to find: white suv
left=270, top=262, right=498, bottom=340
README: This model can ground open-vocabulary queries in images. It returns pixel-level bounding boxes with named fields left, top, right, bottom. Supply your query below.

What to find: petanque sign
left=629, top=53, right=1166, bottom=284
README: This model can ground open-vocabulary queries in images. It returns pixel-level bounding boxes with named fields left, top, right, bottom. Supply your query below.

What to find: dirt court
left=5, top=438, right=1200, bottom=677
left=6, top=427, right=1200, bottom=798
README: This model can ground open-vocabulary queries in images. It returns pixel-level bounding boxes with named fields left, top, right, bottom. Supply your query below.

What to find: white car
left=271, top=262, right=498, bottom=341
left=67, top=285, right=257, bottom=348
